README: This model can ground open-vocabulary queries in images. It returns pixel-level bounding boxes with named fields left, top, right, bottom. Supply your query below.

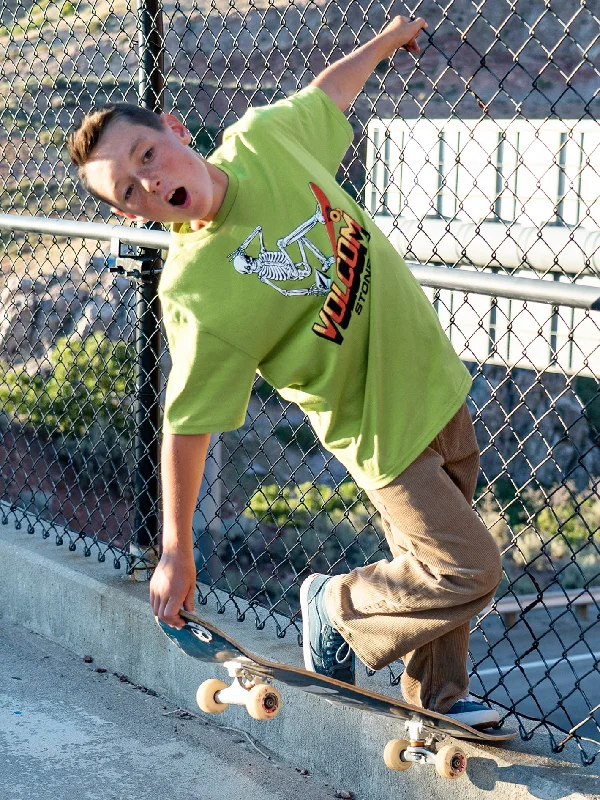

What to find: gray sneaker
left=300, top=574, right=355, bottom=684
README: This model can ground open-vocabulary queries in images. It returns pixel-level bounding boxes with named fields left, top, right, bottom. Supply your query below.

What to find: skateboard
left=157, top=609, right=517, bottom=780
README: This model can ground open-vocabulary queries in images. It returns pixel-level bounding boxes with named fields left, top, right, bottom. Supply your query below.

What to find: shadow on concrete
left=467, top=756, right=599, bottom=798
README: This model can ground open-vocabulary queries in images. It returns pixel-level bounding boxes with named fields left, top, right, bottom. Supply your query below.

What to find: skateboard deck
left=157, top=609, right=517, bottom=779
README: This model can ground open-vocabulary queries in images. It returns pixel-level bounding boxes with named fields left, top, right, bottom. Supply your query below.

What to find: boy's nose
left=142, top=177, right=161, bottom=193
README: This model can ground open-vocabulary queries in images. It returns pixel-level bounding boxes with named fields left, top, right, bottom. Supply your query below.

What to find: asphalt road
left=468, top=607, right=600, bottom=748
left=0, top=620, right=346, bottom=800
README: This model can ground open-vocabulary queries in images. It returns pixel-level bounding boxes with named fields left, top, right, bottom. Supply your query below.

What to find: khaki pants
left=325, top=403, right=503, bottom=715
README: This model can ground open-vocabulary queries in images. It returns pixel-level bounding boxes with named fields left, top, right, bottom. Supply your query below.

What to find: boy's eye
left=124, top=185, right=133, bottom=202
left=143, top=148, right=154, bottom=162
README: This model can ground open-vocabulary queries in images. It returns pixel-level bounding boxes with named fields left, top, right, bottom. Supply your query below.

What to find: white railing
left=366, top=117, right=600, bottom=231
left=365, top=118, right=600, bottom=377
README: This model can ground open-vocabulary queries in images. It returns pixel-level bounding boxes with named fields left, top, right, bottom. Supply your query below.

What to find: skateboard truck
left=383, top=718, right=468, bottom=779
left=196, top=657, right=282, bottom=721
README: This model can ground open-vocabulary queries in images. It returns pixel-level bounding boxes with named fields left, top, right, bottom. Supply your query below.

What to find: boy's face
left=84, top=114, right=220, bottom=224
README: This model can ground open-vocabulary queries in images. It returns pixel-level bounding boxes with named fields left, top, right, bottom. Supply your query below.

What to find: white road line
left=474, top=651, right=600, bottom=677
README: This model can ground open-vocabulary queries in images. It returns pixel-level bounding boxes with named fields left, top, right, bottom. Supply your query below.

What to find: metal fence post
left=130, top=0, right=165, bottom=578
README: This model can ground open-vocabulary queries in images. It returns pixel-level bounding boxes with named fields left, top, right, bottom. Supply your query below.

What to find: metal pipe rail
left=1, top=213, right=599, bottom=311
left=0, top=213, right=170, bottom=251
left=378, top=216, right=600, bottom=277
left=409, top=263, right=600, bottom=310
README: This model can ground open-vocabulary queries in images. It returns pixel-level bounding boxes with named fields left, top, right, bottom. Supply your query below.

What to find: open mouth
left=168, top=186, right=188, bottom=206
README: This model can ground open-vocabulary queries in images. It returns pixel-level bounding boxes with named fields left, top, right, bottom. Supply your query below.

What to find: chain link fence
left=1, top=0, right=599, bottom=765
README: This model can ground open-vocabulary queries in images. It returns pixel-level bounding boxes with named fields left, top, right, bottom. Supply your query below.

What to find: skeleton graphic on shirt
left=228, top=203, right=334, bottom=296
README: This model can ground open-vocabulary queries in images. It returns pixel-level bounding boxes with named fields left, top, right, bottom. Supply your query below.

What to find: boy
left=67, top=15, right=503, bottom=727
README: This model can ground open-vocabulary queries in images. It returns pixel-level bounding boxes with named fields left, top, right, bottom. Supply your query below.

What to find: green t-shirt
left=159, top=86, right=472, bottom=489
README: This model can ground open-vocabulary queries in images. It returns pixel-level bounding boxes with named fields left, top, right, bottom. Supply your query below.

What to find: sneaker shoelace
left=335, top=641, right=352, bottom=664
left=323, top=630, right=352, bottom=668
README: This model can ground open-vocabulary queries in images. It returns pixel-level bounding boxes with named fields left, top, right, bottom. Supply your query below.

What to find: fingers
left=149, top=553, right=198, bottom=630
left=406, top=17, right=427, bottom=45
left=389, top=15, right=427, bottom=55
left=150, top=582, right=186, bottom=629
left=165, top=597, right=186, bottom=629
left=159, top=597, right=185, bottom=629
left=184, top=584, right=195, bottom=614
left=404, top=16, right=427, bottom=33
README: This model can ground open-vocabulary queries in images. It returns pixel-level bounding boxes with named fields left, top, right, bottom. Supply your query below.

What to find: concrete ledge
left=0, top=519, right=598, bottom=800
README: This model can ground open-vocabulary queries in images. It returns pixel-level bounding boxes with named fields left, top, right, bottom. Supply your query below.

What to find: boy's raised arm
left=150, top=431, right=211, bottom=628
left=310, top=15, right=427, bottom=112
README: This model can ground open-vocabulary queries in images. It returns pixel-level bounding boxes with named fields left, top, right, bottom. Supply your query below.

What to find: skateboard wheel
left=196, top=679, right=229, bottom=714
left=435, top=744, right=467, bottom=779
left=245, top=684, right=282, bottom=720
left=383, top=739, right=412, bottom=771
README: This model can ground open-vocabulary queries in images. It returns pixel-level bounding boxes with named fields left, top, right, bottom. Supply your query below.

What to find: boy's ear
left=110, top=206, right=149, bottom=223
left=161, top=112, right=191, bottom=145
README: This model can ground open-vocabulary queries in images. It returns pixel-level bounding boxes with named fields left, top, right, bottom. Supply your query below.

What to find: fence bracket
left=107, top=237, right=163, bottom=280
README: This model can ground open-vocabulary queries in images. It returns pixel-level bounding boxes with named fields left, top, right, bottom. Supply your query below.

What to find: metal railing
left=0, top=0, right=599, bottom=767
left=3, top=213, right=600, bottom=308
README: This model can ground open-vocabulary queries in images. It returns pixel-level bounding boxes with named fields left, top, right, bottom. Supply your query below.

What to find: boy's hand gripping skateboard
left=157, top=610, right=516, bottom=780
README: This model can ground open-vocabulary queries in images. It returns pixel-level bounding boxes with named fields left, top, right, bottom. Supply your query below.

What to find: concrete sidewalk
left=0, top=619, right=342, bottom=800
left=1, top=518, right=598, bottom=800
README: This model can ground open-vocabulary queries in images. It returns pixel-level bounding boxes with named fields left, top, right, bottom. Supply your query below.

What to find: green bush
left=60, top=1, right=75, bottom=18
left=478, top=483, right=600, bottom=592
left=245, top=479, right=374, bottom=529
left=0, top=333, right=135, bottom=439
left=237, top=479, right=384, bottom=601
